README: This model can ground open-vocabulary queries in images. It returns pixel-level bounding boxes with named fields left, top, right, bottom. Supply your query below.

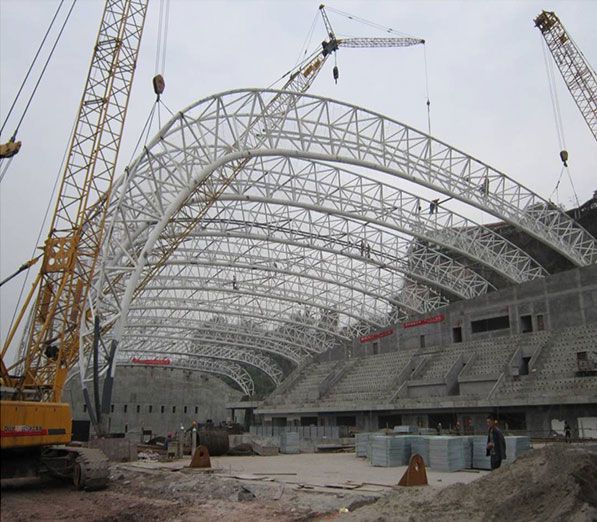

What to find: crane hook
left=333, top=65, right=339, bottom=84
left=153, top=74, right=165, bottom=100
left=559, top=149, right=568, bottom=167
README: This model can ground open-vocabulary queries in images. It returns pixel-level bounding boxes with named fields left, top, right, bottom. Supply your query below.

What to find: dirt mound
left=344, top=444, right=597, bottom=522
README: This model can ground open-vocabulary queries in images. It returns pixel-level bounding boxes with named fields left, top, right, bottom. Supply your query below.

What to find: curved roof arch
left=82, top=88, right=597, bottom=395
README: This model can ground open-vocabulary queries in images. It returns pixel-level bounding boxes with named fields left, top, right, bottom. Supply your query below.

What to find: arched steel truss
left=80, top=88, right=596, bottom=395
left=119, top=346, right=283, bottom=385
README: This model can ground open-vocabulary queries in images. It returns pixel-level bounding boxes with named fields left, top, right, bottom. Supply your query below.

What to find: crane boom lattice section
left=7, top=0, right=148, bottom=401
left=535, top=10, right=597, bottom=141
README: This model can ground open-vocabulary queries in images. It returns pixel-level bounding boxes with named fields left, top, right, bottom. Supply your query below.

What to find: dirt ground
left=2, top=444, right=596, bottom=522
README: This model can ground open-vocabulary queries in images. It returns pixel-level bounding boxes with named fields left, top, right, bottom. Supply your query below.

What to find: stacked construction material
left=503, top=436, right=532, bottom=464
left=355, top=433, right=370, bottom=457
left=410, top=435, right=431, bottom=466
left=461, top=436, right=474, bottom=468
left=393, top=425, right=418, bottom=434
left=370, top=435, right=412, bottom=467
left=279, top=431, right=300, bottom=454
left=429, top=436, right=465, bottom=472
left=419, top=428, right=437, bottom=436
left=472, top=435, right=492, bottom=470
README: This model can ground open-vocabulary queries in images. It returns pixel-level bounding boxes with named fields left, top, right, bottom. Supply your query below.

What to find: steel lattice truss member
left=119, top=346, right=283, bottom=385
left=3, top=0, right=149, bottom=401
left=535, top=10, right=597, bottom=141
left=186, top=156, right=546, bottom=283
left=115, top=358, right=254, bottom=396
left=83, top=88, right=597, bottom=394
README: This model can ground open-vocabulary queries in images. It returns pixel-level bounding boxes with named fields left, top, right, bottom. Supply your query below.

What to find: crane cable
left=0, top=0, right=66, bottom=138
left=294, top=10, right=319, bottom=69
left=154, top=0, right=171, bottom=77
left=423, top=44, right=432, bottom=136
left=541, top=38, right=580, bottom=208
left=325, top=5, right=443, bottom=207
left=0, top=0, right=77, bottom=153
left=324, top=5, right=416, bottom=39
left=153, top=0, right=172, bottom=128
left=2, top=115, right=78, bottom=341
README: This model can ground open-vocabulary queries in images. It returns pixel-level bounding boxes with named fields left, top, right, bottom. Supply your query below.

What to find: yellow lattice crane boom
left=1, top=0, right=148, bottom=489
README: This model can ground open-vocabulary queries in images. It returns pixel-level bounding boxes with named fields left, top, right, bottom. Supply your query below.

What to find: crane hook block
left=0, top=140, right=22, bottom=159
left=559, top=149, right=568, bottom=167
left=333, top=65, right=339, bottom=84
left=153, top=74, right=165, bottom=96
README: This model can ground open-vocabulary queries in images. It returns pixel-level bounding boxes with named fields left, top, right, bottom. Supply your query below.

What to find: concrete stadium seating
left=267, top=322, right=597, bottom=410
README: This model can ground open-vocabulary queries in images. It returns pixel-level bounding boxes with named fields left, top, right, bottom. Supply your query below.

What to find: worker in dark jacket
left=486, top=414, right=507, bottom=470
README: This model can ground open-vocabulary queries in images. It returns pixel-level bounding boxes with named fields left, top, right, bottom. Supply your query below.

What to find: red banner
left=360, top=328, right=395, bottom=344
left=131, top=357, right=171, bottom=366
left=402, top=313, right=445, bottom=329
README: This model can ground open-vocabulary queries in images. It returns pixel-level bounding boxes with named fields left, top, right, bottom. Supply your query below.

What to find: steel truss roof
left=80, top=88, right=596, bottom=395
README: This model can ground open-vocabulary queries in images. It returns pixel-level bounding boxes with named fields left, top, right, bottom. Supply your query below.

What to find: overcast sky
left=1, top=0, right=596, bottom=356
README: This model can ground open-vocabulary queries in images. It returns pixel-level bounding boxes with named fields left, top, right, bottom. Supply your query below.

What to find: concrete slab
left=207, top=452, right=488, bottom=489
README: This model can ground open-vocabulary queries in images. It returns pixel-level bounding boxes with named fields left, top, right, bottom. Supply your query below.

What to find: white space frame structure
left=81, top=88, right=597, bottom=396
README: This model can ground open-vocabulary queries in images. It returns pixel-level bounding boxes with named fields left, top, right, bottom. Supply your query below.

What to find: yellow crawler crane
left=1, top=0, right=148, bottom=489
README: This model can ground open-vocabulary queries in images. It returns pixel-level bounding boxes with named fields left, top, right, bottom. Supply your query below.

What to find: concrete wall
left=64, top=366, right=242, bottom=439
left=261, top=404, right=597, bottom=438
left=354, top=263, right=597, bottom=356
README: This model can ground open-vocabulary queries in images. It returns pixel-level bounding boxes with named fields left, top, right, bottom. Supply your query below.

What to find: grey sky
left=1, top=0, right=596, bottom=358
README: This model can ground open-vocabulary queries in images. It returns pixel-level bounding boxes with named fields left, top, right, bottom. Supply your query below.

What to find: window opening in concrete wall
left=372, top=341, right=379, bottom=355
left=521, top=356, right=531, bottom=375
left=337, top=415, right=356, bottom=426
left=471, top=315, right=510, bottom=334
left=521, top=314, right=533, bottom=333
left=184, top=406, right=187, bottom=414
left=111, top=404, right=114, bottom=413
left=378, top=414, right=402, bottom=429
left=429, top=413, right=457, bottom=431
left=123, top=404, right=127, bottom=413
left=195, top=406, right=198, bottom=414
left=136, top=405, right=140, bottom=413
left=273, top=417, right=287, bottom=427
left=172, top=406, right=176, bottom=413
left=420, top=334, right=426, bottom=348
left=149, top=405, right=153, bottom=413
left=452, top=326, right=463, bottom=343
left=83, top=404, right=87, bottom=412
left=125, top=424, right=128, bottom=433
left=160, top=405, right=164, bottom=414
left=537, top=314, right=545, bottom=331
left=496, top=412, right=525, bottom=431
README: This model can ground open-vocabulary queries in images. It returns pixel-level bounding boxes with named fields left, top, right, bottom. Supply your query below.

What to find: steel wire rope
left=3, top=0, right=77, bottom=145
left=154, top=0, right=165, bottom=75
left=160, top=0, right=171, bottom=76
left=0, top=157, right=14, bottom=184
left=541, top=38, right=580, bottom=208
left=293, top=10, right=319, bottom=69
left=154, top=0, right=171, bottom=76
left=325, top=5, right=416, bottom=39
left=1, top=115, right=78, bottom=356
left=0, top=0, right=65, bottom=137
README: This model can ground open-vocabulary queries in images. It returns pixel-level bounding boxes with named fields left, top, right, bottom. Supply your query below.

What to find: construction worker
left=486, top=414, right=507, bottom=470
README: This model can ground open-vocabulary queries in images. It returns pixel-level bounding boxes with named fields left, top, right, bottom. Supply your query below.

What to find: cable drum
left=197, top=430, right=229, bottom=456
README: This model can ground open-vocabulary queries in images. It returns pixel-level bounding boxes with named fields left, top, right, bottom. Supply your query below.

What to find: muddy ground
left=2, top=444, right=596, bottom=522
